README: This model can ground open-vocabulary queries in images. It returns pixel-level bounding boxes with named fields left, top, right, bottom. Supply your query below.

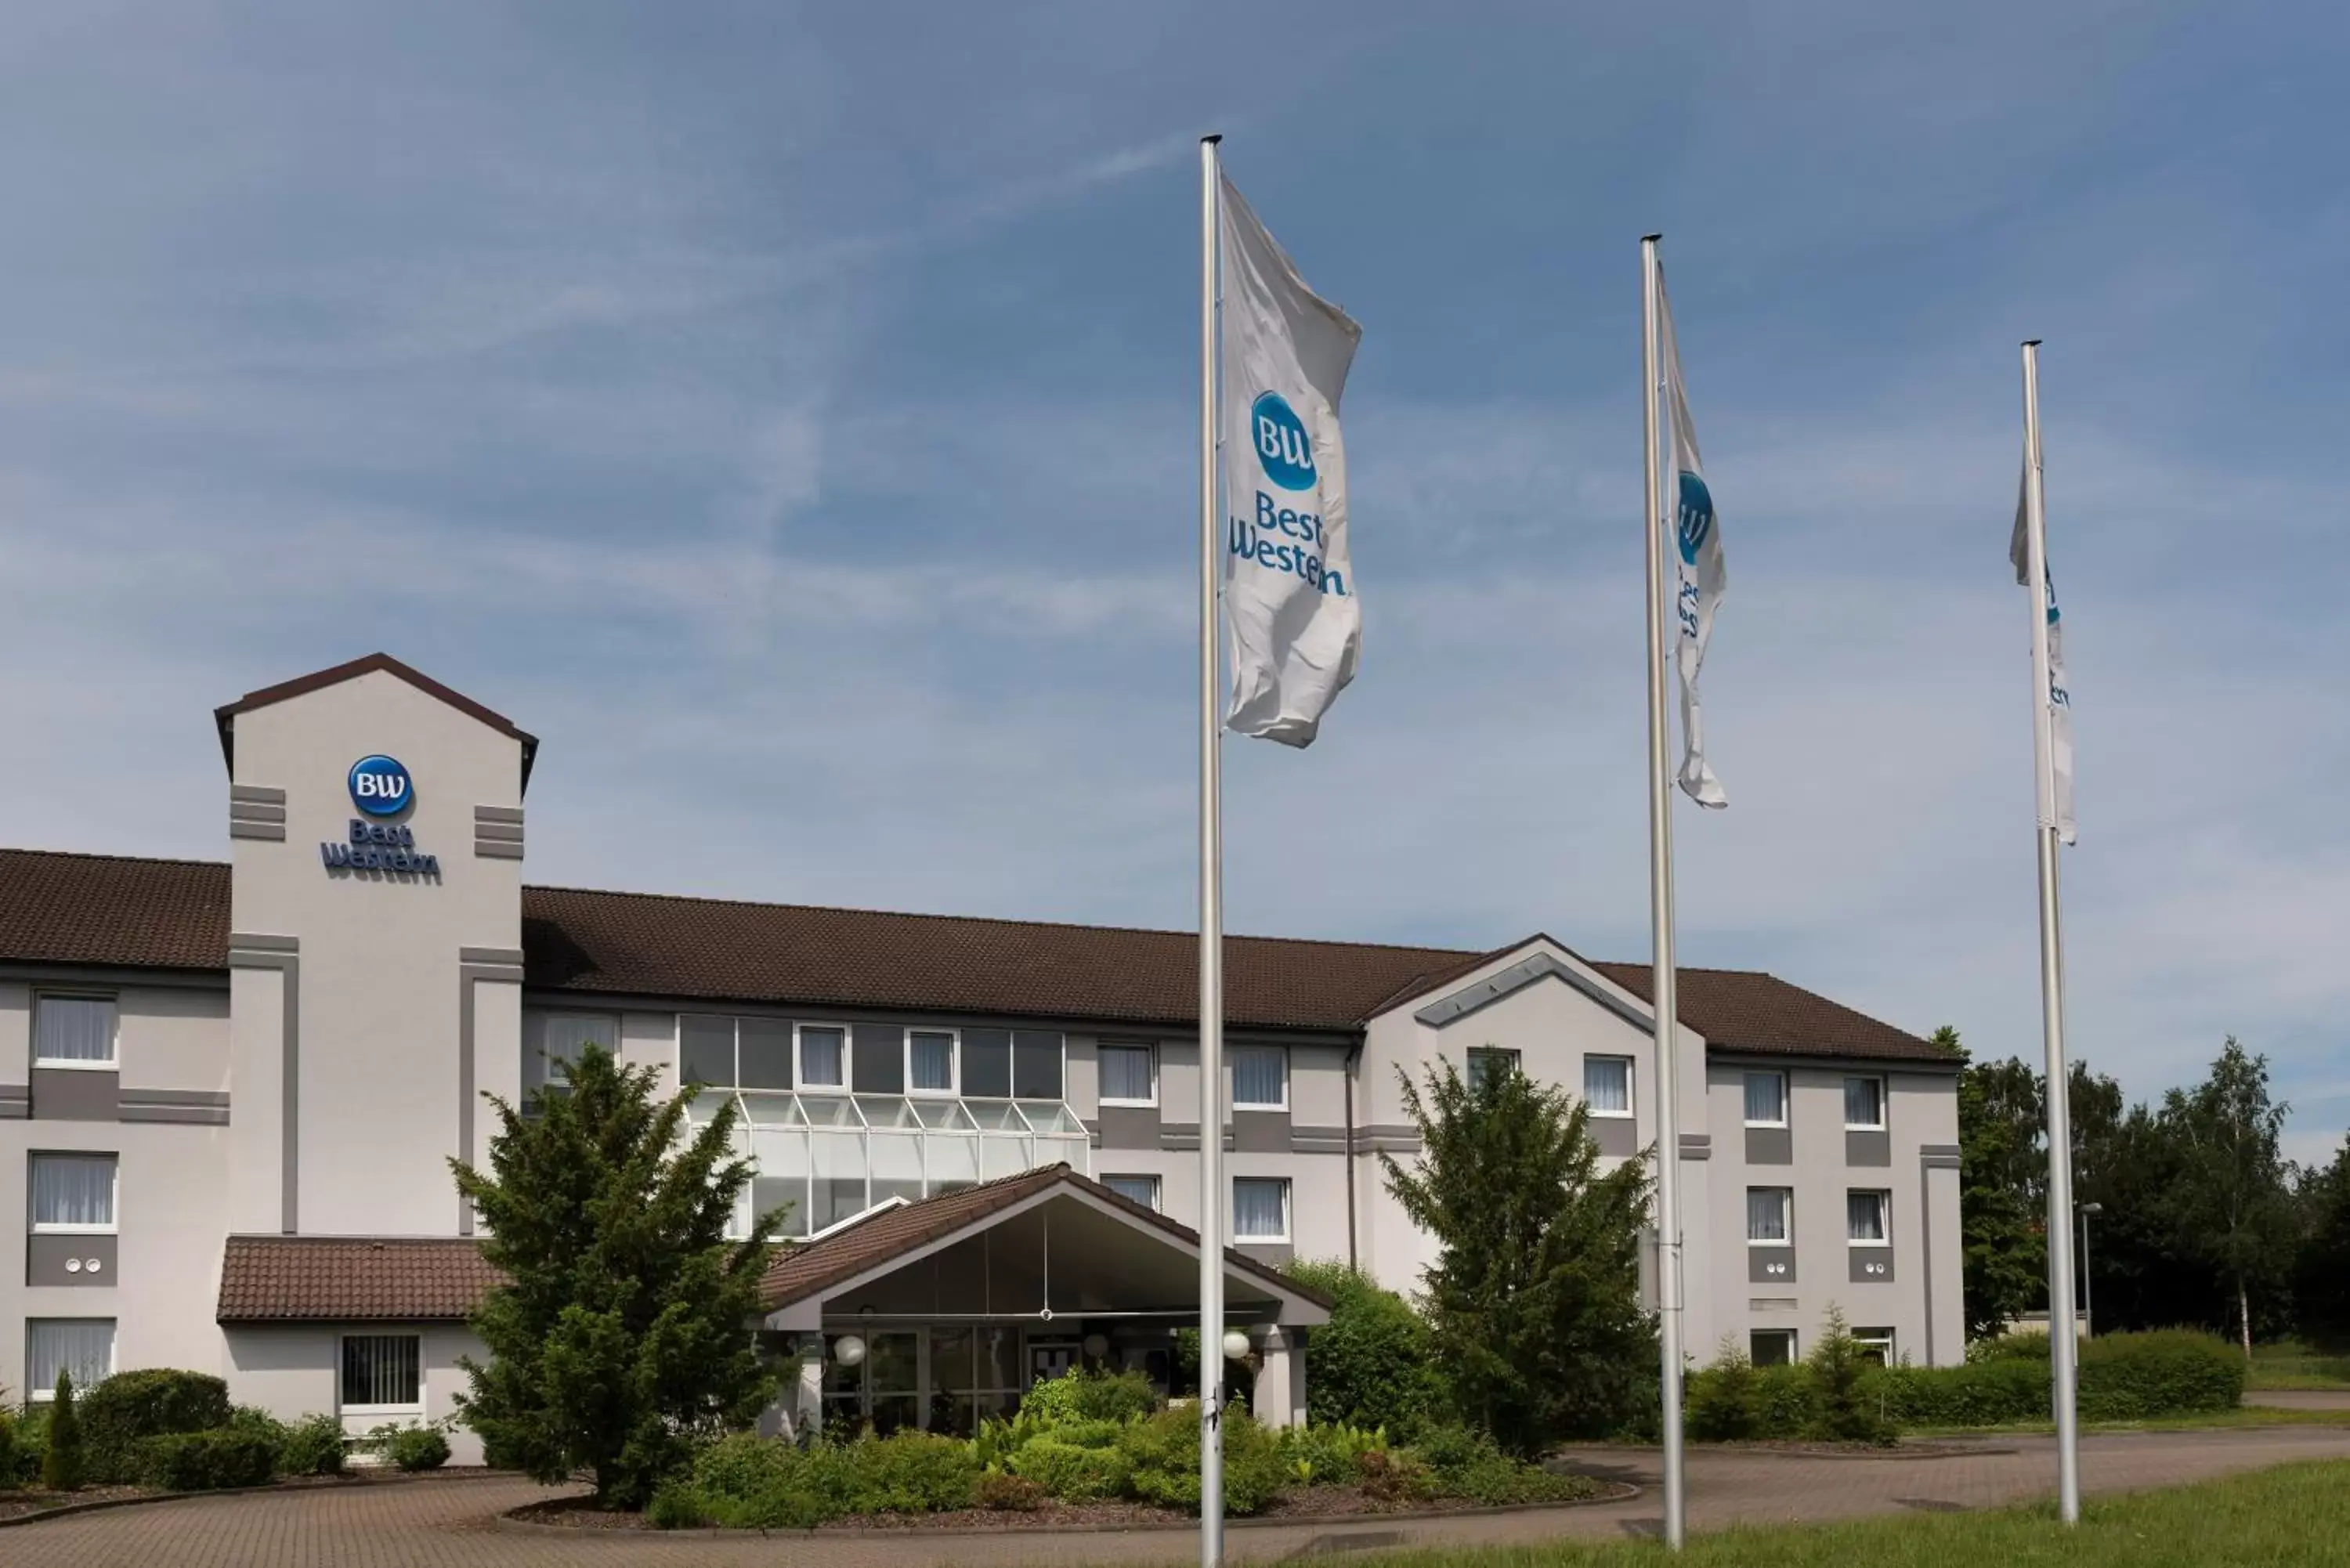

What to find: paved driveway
left=6, top=1425, right=2349, bottom=1566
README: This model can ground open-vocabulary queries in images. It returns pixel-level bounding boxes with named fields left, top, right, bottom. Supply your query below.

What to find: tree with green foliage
left=2164, top=1037, right=2298, bottom=1358
left=1952, top=1029, right=2046, bottom=1339
left=2294, top=1137, right=2350, bottom=1350
left=450, top=1042, right=783, bottom=1508
left=43, top=1370, right=85, bottom=1490
left=1379, top=1055, right=1653, bottom=1457
left=1283, top=1259, right=1444, bottom=1439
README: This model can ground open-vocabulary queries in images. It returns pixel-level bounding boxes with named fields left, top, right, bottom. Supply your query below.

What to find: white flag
left=1658, top=270, right=1726, bottom=807
left=1219, top=173, right=1363, bottom=747
left=2011, top=462, right=2077, bottom=844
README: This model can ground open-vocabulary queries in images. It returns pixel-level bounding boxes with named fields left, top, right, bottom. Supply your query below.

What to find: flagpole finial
left=1641, top=232, right=1662, bottom=244
left=1202, top=132, right=1223, bottom=146
left=2023, top=338, right=2043, bottom=348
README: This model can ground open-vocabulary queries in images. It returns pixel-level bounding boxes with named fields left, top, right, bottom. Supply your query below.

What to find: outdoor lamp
left=832, top=1334, right=866, bottom=1367
left=1083, top=1333, right=1110, bottom=1360
left=1220, top=1329, right=1253, bottom=1363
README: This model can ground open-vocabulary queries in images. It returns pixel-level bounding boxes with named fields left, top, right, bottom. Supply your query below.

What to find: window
left=541, top=1013, right=617, bottom=1086
left=30, top=1154, right=117, bottom=1231
left=1843, top=1075, right=1885, bottom=1130
left=34, top=996, right=116, bottom=1068
left=908, top=1031, right=956, bottom=1094
left=798, top=1025, right=847, bottom=1090
left=1099, top=1044, right=1156, bottom=1107
left=1852, top=1327, right=1896, bottom=1366
left=1466, top=1048, right=1520, bottom=1092
left=679, top=1016, right=794, bottom=1090
left=1584, top=1055, right=1633, bottom=1115
left=1011, top=1031, right=1066, bottom=1100
left=1746, top=1187, right=1791, bottom=1244
left=679, top=1015, right=736, bottom=1087
left=1104, top=1174, right=1162, bottom=1211
left=962, top=1028, right=1012, bottom=1097
left=1847, top=1190, right=1890, bottom=1245
left=1743, top=1071, right=1788, bottom=1127
left=1749, top=1328, right=1797, bottom=1368
left=26, top=1319, right=113, bottom=1399
left=930, top=1324, right=1022, bottom=1436
left=1231, top=1046, right=1287, bottom=1110
left=1233, top=1177, right=1290, bottom=1241
left=341, top=1334, right=422, bottom=1411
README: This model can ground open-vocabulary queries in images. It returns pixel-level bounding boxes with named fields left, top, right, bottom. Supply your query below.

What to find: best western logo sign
left=320, top=754, right=441, bottom=878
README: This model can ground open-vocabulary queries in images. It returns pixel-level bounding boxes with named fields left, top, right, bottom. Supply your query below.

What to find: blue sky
left=2, top=3, right=2344, bottom=1160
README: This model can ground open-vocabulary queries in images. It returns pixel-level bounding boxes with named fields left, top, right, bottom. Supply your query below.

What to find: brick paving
left=5, top=1425, right=2348, bottom=1566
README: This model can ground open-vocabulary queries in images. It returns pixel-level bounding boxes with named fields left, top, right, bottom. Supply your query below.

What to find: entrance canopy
left=757, top=1164, right=1331, bottom=1334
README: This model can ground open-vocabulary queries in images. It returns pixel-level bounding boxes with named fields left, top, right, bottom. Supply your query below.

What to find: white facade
left=0, top=657, right=1965, bottom=1451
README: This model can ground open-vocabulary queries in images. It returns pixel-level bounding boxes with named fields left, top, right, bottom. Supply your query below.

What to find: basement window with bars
left=341, top=1334, right=422, bottom=1413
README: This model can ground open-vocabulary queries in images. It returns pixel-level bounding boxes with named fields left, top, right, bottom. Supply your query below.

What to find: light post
left=2077, top=1202, right=2103, bottom=1339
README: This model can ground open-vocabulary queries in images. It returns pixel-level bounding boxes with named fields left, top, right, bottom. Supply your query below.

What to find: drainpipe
left=1343, top=1036, right=1363, bottom=1270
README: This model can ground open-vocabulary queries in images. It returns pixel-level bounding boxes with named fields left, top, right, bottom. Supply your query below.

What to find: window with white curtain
left=1583, top=1055, right=1632, bottom=1115
left=908, top=1031, right=956, bottom=1094
left=1231, top=1046, right=1287, bottom=1110
left=1843, top=1075, right=1885, bottom=1129
left=30, top=1154, right=117, bottom=1231
left=341, top=1334, right=422, bottom=1411
left=799, top=1026, right=847, bottom=1089
left=1098, top=1044, right=1155, bottom=1106
left=1746, top=1187, right=1791, bottom=1244
left=34, top=996, right=116, bottom=1067
left=1233, top=1176, right=1289, bottom=1240
left=1743, top=1071, right=1788, bottom=1126
left=541, top=1014, right=617, bottom=1086
left=27, top=1320, right=114, bottom=1400
left=1104, top=1174, right=1161, bottom=1211
left=1847, top=1190, right=1889, bottom=1245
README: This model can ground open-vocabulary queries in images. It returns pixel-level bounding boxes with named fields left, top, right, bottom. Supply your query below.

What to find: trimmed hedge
left=137, top=1428, right=278, bottom=1491
left=1008, top=1436, right=1131, bottom=1501
left=653, top=1430, right=982, bottom=1529
left=81, top=1369, right=232, bottom=1484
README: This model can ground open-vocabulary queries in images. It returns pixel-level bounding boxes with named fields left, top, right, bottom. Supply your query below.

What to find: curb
left=0, top=1467, right=510, bottom=1530
left=494, top=1480, right=1642, bottom=1540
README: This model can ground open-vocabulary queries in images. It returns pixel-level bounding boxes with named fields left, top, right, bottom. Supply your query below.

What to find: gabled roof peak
left=213, top=653, right=538, bottom=793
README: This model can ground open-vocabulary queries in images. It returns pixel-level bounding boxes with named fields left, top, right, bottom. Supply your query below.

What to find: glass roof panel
left=1018, top=1101, right=1082, bottom=1134
left=799, top=1095, right=860, bottom=1128
left=967, top=1101, right=1028, bottom=1132
left=738, top=1092, right=803, bottom=1126
left=913, top=1099, right=974, bottom=1129
left=687, top=1091, right=736, bottom=1125
left=856, top=1096, right=918, bottom=1129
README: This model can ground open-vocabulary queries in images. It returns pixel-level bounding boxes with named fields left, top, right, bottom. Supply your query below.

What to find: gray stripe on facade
left=1413, top=952, right=1653, bottom=1035
left=1918, top=1143, right=1960, bottom=1158
left=120, top=1097, right=231, bottom=1125
left=1679, top=1132, right=1712, bottom=1158
left=459, top=947, right=526, bottom=969
left=472, top=821, right=525, bottom=844
left=229, top=802, right=288, bottom=823
left=229, top=822, right=288, bottom=842
left=0, top=1084, right=26, bottom=1119
left=475, top=840, right=526, bottom=860
left=230, top=784, right=287, bottom=804
left=230, top=937, right=299, bottom=1234
left=1920, top=1152, right=1961, bottom=1170
left=474, top=804, right=526, bottom=824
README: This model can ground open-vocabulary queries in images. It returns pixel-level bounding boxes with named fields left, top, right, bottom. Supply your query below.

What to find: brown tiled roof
left=0, top=850, right=232, bottom=972
left=216, top=1235, right=504, bottom=1322
left=0, top=848, right=1951, bottom=1062
left=213, top=652, right=539, bottom=792
left=757, top=1164, right=1332, bottom=1313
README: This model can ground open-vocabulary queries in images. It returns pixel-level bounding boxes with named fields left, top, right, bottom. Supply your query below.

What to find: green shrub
left=0, top=1409, right=20, bottom=1488
left=645, top=1479, right=715, bottom=1528
left=1019, top=1367, right=1159, bottom=1427
left=665, top=1431, right=978, bottom=1528
left=840, top=1429, right=978, bottom=1512
left=276, top=1414, right=348, bottom=1477
left=1686, top=1341, right=1760, bottom=1441
left=1749, top=1363, right=1820, bottom=1437
left=9, top=1404, right=50, bottom=1486
left=81, top=1369, right=231, bottom=1484
left=2081, top=1331, right=2245, bottom=1418
left=1970, top=1331, right=2053, bottom=1364
left=1277, top=1420, right=1387, bottom=1485
left=374, top=1424, right=451, bottom=1472
left=977, top=1469, right=1047, bottom=1511
left=1877, top=1360, right=2046, bottom=1427
left=137, top=1428, right=279, bottom=1490
left=1117, top=1404, right=1285, bottom=1515
left=1806, top=1309, right=1895, bottom=1445
left=1354, top=1446, right=1430, bottom=1507
left=1285, top=1260, right=1444, bottom=1440
left=1008, top=1436, right=1130, bottom=1501
left=44, top=1371, right=86, bottom=1490
left=1402, top=1422, right=1587, bottom=1505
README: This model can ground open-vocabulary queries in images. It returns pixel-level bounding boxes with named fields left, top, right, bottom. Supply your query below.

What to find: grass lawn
left=2247, top=1342, right=2350, bottom=1392
left=1902, top=1404, right=2350, bottom=1439
left=1318, top=1458, right=2350, bottom=1566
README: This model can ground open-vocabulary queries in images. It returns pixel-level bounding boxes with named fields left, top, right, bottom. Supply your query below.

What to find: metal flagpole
left=2019, top=339, right=2081, bottom=1524
left=1197, top=132, right=1227, bottom=1568
left=1639, top=233, right=1688, bottom=1552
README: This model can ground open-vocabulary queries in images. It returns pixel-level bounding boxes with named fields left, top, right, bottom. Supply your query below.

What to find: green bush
left=81, top=1369, right=232, bottom=1484
left=1276, top=1419, right=1387, bottom=1486
left=9, top=1404, right=50, bottom=1486
left=1285, top=1260, right=1444, bottom=1440
left=645, top=1479, right=715, bottom=1528
left=1685, top=1342, right=1760, bottom=1441
left=1041, top=1416, right=1126, bottom=1451
left=1018, top=1367, right=1159, bottom=1426
left=977, top=1469, right=1047, bottom=1511
left=0, top=1408, right=20, bottom=1488
left=44, top=1371, right=86, bottom=1490
left=1008, top=1436, right=1131, bottom=1501
left=374, top=1424, right=452, bottom=1472
left=137, top=1428, right=279, bottom=1491
left=2081, top=1331, right=2244, bottom=1418
left=1970, top=1331, right=2053, bottom=1363
left=659, top=1431, right=980, bottom=1529
left=1806, top=1310, right=1895, bottom=1445
left=1750, top=1364, right=1820, bottom=1436
left=1117, top=1404, right=1285, bottom=1515
left=1877, top=1360, right=2047, bottom=1427
left=1405, top=1422, right=1589, bottom=1505
left=838, top=1429, right=978, bottom=1512
left=274, top=1414, right=348, bottom=1477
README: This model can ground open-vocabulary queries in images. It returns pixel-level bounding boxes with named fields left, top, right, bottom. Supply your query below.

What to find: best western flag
left=1219, top=173, right=1363, bottom=747
left=1658, top=269, right=1727, bottom=807
left=2011, top=462, right=2078, bottom=844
